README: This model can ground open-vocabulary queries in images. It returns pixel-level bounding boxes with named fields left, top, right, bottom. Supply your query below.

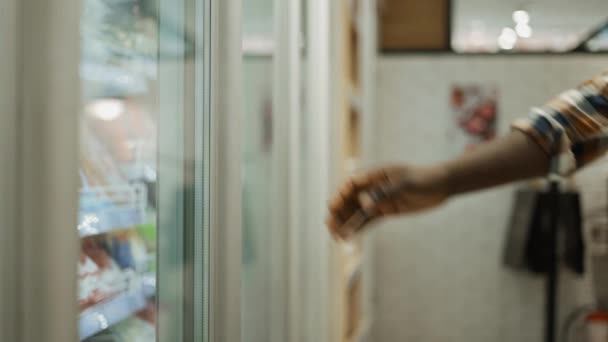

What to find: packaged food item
left=81, top=238, right=127, bottom=306
left=136, top=302, right=157, bottom=324
left=106, top=230, right=149, bottom=272
left=82, top=238, right=112, bottom=268
left=108, top=231, right=135, bottom=270
left=78, top=252, right=102, bottom=310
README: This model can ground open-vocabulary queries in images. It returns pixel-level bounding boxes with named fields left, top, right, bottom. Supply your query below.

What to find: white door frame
left=304, top=0, right=332, bottom=341
left=209, top=0, right=243, bottom=341
left=273, top=0, right=302, bottom=340
left=275, top=0, right=333, bottom=341
left=357, top=1, right=378, bottom=339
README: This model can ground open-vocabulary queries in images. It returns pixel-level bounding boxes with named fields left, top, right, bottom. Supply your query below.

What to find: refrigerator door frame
left=157, top=0, right=244, bottom=340
left=273, top=0, right=334, bottom=341
left=0, top=0, right=19, bottom=340
left=267, top=0, right=335, bottom=341
left=157, top=0, right=243, bottom=341
left=12, top=0, right=243, bottom=340
left=208, top=0, right=243, bottom=341
left=17, top=0, right=81, bottom=341
left=271, top=0, right=300, bottom=340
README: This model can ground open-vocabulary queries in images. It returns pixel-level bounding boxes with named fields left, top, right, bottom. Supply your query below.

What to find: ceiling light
left=498, top=37, right=515, bottom=50
left=512, top=10, right=530, bottom=24
left=516, top=23, right=533, bottom=38
left=85, top=98, right=125, bottom=121
left=498, top=27, right=517, bottom=50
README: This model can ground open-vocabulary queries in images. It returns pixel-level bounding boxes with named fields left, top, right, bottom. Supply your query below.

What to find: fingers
left=325, top=215, right=343, bottom=239
left=357, top=168, right=403, bottom=214
left=332, top=172, right=374, bottom=205
left=327, top=179, right=359, bottom=240
left=326, top=209, right=378, bottom=241
left=327, top=174, right=373, bottom=240
left=351, top=168, right=390, bottom=191
left=329, top=180, right=358, bottom=220
left=327, top=167, right=404, bottom=241
left=328, top=192, right=347, bottom=218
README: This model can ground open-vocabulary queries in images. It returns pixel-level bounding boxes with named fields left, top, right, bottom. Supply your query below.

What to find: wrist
left=433, top=164, right=453, bottom=198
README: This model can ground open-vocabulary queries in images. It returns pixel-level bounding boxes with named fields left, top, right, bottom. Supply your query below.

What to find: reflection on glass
left=242, top=57, right=274, bottom=342
left=584, top=26, right=608, bottom=52
left=451, top=1, right=608, bottom=53
left=78, top=0, right=159, bottom=340
left=242, top=0, right=276, bottom=340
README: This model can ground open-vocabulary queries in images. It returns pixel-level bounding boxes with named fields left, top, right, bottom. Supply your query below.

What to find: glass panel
left=242, top=57, right=274, bottom=341
left=78, top=0, right=209, bottom=341
left=242, top=0, right=277, bottom=341
left=79, top=1, right=159, bottom=340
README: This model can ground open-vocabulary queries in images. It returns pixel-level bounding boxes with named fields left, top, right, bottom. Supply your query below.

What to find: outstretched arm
left=326, top=130, right=549, bottom=240
left=443, top=130, right=549, bottom=195
left=327, top=72, right=608, bottom=240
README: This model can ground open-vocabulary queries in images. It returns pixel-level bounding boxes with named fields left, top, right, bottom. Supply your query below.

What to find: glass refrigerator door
left=78, top=0, right=210, bottom=341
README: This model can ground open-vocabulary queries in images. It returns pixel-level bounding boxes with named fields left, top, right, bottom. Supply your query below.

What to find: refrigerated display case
left=78, top=1, right=159, bottom=340
left=12, top=0, right=242, bottom=341
left=77, top=0, right=221, bottom=340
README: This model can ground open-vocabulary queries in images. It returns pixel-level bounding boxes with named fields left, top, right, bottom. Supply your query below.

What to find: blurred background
left=242, top=1, right=608, bottom=342
left=2, top=0, right=608, bottom=342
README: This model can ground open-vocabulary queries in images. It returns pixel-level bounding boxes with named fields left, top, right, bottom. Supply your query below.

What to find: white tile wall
left=371, top=55, right=608, bottom=342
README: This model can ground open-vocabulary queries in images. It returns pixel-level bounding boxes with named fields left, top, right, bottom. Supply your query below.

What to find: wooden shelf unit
left=332, top=0, right=376, bottom=341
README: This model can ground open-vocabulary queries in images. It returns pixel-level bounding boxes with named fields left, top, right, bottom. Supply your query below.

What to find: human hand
left=326, top=165, right=450, bottom=240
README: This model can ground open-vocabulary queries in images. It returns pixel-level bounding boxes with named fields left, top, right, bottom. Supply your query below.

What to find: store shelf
left=79, top=279, right=155, bottom=340
left=78, top=208, right=146, bottom=238
left=79, top=290, right=146, bottom=340
left=78, top=185, right=147, bottom=238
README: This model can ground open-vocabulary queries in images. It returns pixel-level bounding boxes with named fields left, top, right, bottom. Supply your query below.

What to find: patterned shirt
left=512, top=71, right=608, bottom=175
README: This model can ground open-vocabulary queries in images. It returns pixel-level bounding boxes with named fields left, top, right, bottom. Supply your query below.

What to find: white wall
left=371, top=55, right=607, bottom=342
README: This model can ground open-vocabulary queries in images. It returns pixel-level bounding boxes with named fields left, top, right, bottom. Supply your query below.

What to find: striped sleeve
left=512, top=72, right=608, bottom=175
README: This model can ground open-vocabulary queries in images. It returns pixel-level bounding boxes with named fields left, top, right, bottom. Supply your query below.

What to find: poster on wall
left=449, top=84, right=498, bottom=153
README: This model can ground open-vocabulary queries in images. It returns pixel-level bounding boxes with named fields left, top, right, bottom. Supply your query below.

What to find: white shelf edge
left=78, top=208, right=146, bottom=238
left=78, top=282, right=153, bottom=340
